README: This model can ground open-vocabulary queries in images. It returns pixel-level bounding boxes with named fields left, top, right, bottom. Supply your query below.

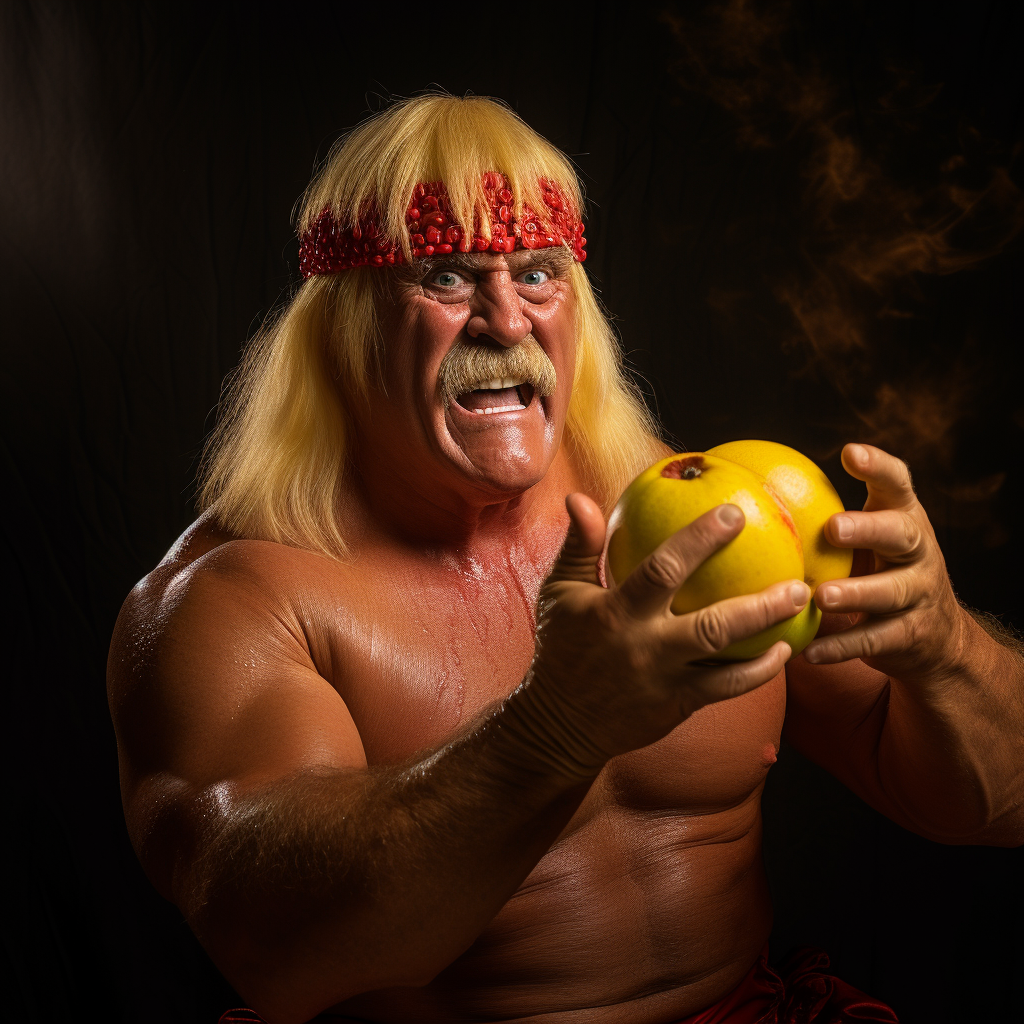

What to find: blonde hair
left=200, top=94, right=665, bottom=558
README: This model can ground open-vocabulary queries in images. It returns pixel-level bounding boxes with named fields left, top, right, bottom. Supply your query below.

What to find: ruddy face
left=363, top=249, right=577, bottom=509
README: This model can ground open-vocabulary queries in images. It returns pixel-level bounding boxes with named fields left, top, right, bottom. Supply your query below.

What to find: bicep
left=109, top=556, right=366, bottom=892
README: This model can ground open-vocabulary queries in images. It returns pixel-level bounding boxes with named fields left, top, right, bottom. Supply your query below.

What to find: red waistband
left=671, top=945, right=899, bottom=1024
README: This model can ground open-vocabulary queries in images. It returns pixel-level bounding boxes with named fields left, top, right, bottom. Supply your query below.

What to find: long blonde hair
left=200, top=94, right=665, bottom=558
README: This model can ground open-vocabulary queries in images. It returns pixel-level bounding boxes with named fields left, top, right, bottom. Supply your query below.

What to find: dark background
left=2, top=1, right=1021, bottom=1021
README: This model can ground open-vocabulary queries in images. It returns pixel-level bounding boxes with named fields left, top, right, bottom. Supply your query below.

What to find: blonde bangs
left=298, top=94, right=583, bottom=261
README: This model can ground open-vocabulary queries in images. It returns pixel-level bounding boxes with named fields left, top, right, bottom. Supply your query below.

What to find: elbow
left=225, top=958, right=366, bottom=1024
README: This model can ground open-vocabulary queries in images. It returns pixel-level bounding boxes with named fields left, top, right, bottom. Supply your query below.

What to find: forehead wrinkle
left=402, top=246, right=573, bottom=280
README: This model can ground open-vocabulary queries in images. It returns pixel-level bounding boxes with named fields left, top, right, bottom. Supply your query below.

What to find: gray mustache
left=437, top=336, right=558, bottom=405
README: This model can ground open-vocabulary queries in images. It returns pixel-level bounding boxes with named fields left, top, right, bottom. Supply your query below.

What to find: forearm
left=877, top=611, right=1024, bottom=845
left=181, top=683, right=598, bottom=1022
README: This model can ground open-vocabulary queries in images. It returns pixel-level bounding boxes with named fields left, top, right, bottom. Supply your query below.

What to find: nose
left=466, top=270, right=533, bottom=347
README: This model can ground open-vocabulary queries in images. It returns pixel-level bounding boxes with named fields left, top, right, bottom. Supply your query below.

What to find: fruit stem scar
left=662, top=455, right=705, bottom=480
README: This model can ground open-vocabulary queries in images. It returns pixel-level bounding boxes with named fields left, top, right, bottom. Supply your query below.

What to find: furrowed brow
left=401, top=246, right=574, bottom=281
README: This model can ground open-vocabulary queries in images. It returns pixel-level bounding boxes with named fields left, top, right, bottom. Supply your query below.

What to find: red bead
left=492, top=223, right=505, bottom=239
left=422, top=195, right=438, bottom=211
left=424, top=245, right=434, bottom=255
left=524, top=221, right=537, bottom=233
left=474, top=237, right=488, bottom=251
left=445, top=225, right=461, bottom=243
left=372, top=255, right=383, bottom=265
left=437, top=243, right=452, bottom=253
left=385, top=253, right=395, bottom=264
left=412, top=234, right=425, bottom=246
left=426, top=226, right=441, bottom=244
left=491, top=239, right=503, bottom=252
left=408, top=207, right=420, bottom=221
left=504, top=237, right=515, bottom=252
left=498, top=205, right=511, bottom=223
left=422, top=211, right=445, bottom=228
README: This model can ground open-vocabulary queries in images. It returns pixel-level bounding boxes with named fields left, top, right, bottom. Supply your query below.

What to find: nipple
left=761, top=743, right=778, bottom=766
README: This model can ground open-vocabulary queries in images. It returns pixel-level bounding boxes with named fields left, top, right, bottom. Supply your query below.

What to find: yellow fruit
left=607, top=452, right=805, bottom=661
left=705, top=440, right=853, bottom=590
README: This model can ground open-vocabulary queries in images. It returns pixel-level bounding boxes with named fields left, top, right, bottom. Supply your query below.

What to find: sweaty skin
left=109, top=251, right=1024, bottom=1024
left=123, top=511, right=784, bottom=1023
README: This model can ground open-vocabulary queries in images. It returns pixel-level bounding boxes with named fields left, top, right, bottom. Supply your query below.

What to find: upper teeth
left=476, top=378, right=525, bottom=390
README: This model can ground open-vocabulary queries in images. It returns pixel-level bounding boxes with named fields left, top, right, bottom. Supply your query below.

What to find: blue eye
left=521, top=269, right=549, bottom=285
left=433, top=271, right=461, bottom=287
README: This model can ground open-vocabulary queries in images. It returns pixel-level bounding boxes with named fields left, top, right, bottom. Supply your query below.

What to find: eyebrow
left=401, top=246, right=574, bottom=279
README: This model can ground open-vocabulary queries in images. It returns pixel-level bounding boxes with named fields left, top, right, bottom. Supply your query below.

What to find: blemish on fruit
left=662, top=455, right=705, bottom=480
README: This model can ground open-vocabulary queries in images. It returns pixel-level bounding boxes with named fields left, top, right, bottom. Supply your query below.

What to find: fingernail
left=790, top=582, right=809, bottom=605
left=718, top=504, right=744, bottom=528
left=834, top=515, right=854, bottom=540
left=848, top=444, right=867, bottom=466
left=821, top=585, right=841, bottom=606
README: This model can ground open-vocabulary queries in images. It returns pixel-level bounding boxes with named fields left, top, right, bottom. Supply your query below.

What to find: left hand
left=802, top=443, right=969, bottom=681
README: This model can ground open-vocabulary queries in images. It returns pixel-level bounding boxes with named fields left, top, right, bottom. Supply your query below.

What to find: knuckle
left=862, top=629, right=887, bottom=659
left=904, top=612, right=928, bottom=651
left=758, top=590, right=777, bottom=627
left=900, top=514, right=922, bottom=554
left=693, top=606, right=728, bottom=653
left=890, top=573, right=912, bottom=610
left=638, top=550, right=685, bottom=592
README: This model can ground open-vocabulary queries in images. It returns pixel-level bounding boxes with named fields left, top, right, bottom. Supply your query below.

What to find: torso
left=152, top=516, right=786, bottom=1023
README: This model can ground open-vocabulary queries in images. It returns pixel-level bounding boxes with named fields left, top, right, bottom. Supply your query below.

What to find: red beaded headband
left=298, top=172, right=586, bottom=278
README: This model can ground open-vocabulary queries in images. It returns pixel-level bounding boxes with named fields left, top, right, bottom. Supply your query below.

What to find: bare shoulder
left=110, top=516, right=346, bottom=695
left=108, top=518, right=367, bottom=894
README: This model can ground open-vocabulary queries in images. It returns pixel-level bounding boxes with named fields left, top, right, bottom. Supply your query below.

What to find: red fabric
left=672, top=947, right=899, bottom=1023
left=218, top=947, right=899, bottom=1024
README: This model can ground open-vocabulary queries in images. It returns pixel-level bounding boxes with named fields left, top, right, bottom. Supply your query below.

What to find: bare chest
left=308, top=558, right=787, bottom=817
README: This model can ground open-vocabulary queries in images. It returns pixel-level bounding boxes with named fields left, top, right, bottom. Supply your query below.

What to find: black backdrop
left=2, top=2, right=1022, bottom=1021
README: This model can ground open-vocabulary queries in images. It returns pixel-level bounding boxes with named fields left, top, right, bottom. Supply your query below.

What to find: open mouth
left=454, top=378, right=536, bottom=415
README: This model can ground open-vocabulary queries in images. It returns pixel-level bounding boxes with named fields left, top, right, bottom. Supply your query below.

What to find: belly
left=332, top=794, right=772, bottom=1023
left=330, top=639, right=785, bottom=1022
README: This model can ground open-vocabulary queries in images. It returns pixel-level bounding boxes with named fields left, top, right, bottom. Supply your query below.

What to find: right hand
left=515, top=492, right=809, bottom=778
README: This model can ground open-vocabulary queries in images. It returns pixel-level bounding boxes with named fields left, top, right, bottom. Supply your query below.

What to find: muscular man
left=107, top=95, right=1024, bottom=1024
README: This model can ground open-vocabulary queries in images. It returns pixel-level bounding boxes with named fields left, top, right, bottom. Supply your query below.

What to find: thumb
left=546, top=493, right=607, bottom=586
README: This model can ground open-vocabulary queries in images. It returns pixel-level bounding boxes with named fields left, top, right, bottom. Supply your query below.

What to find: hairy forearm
left=179, top=684, right=596, bottom=1022
left=877, top=610, right=1024, bottom=846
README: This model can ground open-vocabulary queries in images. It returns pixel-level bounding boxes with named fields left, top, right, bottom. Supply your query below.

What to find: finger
left=684, top=641, right=791, bottom=710
left=615, top=504, right=745, bottom=617
left=546, top=493, right=607, bottom=586
left=824, top=508, right=924, bottom=563
left=802, top=616, right=908, bottom=664
left=842, top=444, right=916, bottom=511
left=815, top=569, right=917, bottom=616
left=680, top=579, right=811, bottom=659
